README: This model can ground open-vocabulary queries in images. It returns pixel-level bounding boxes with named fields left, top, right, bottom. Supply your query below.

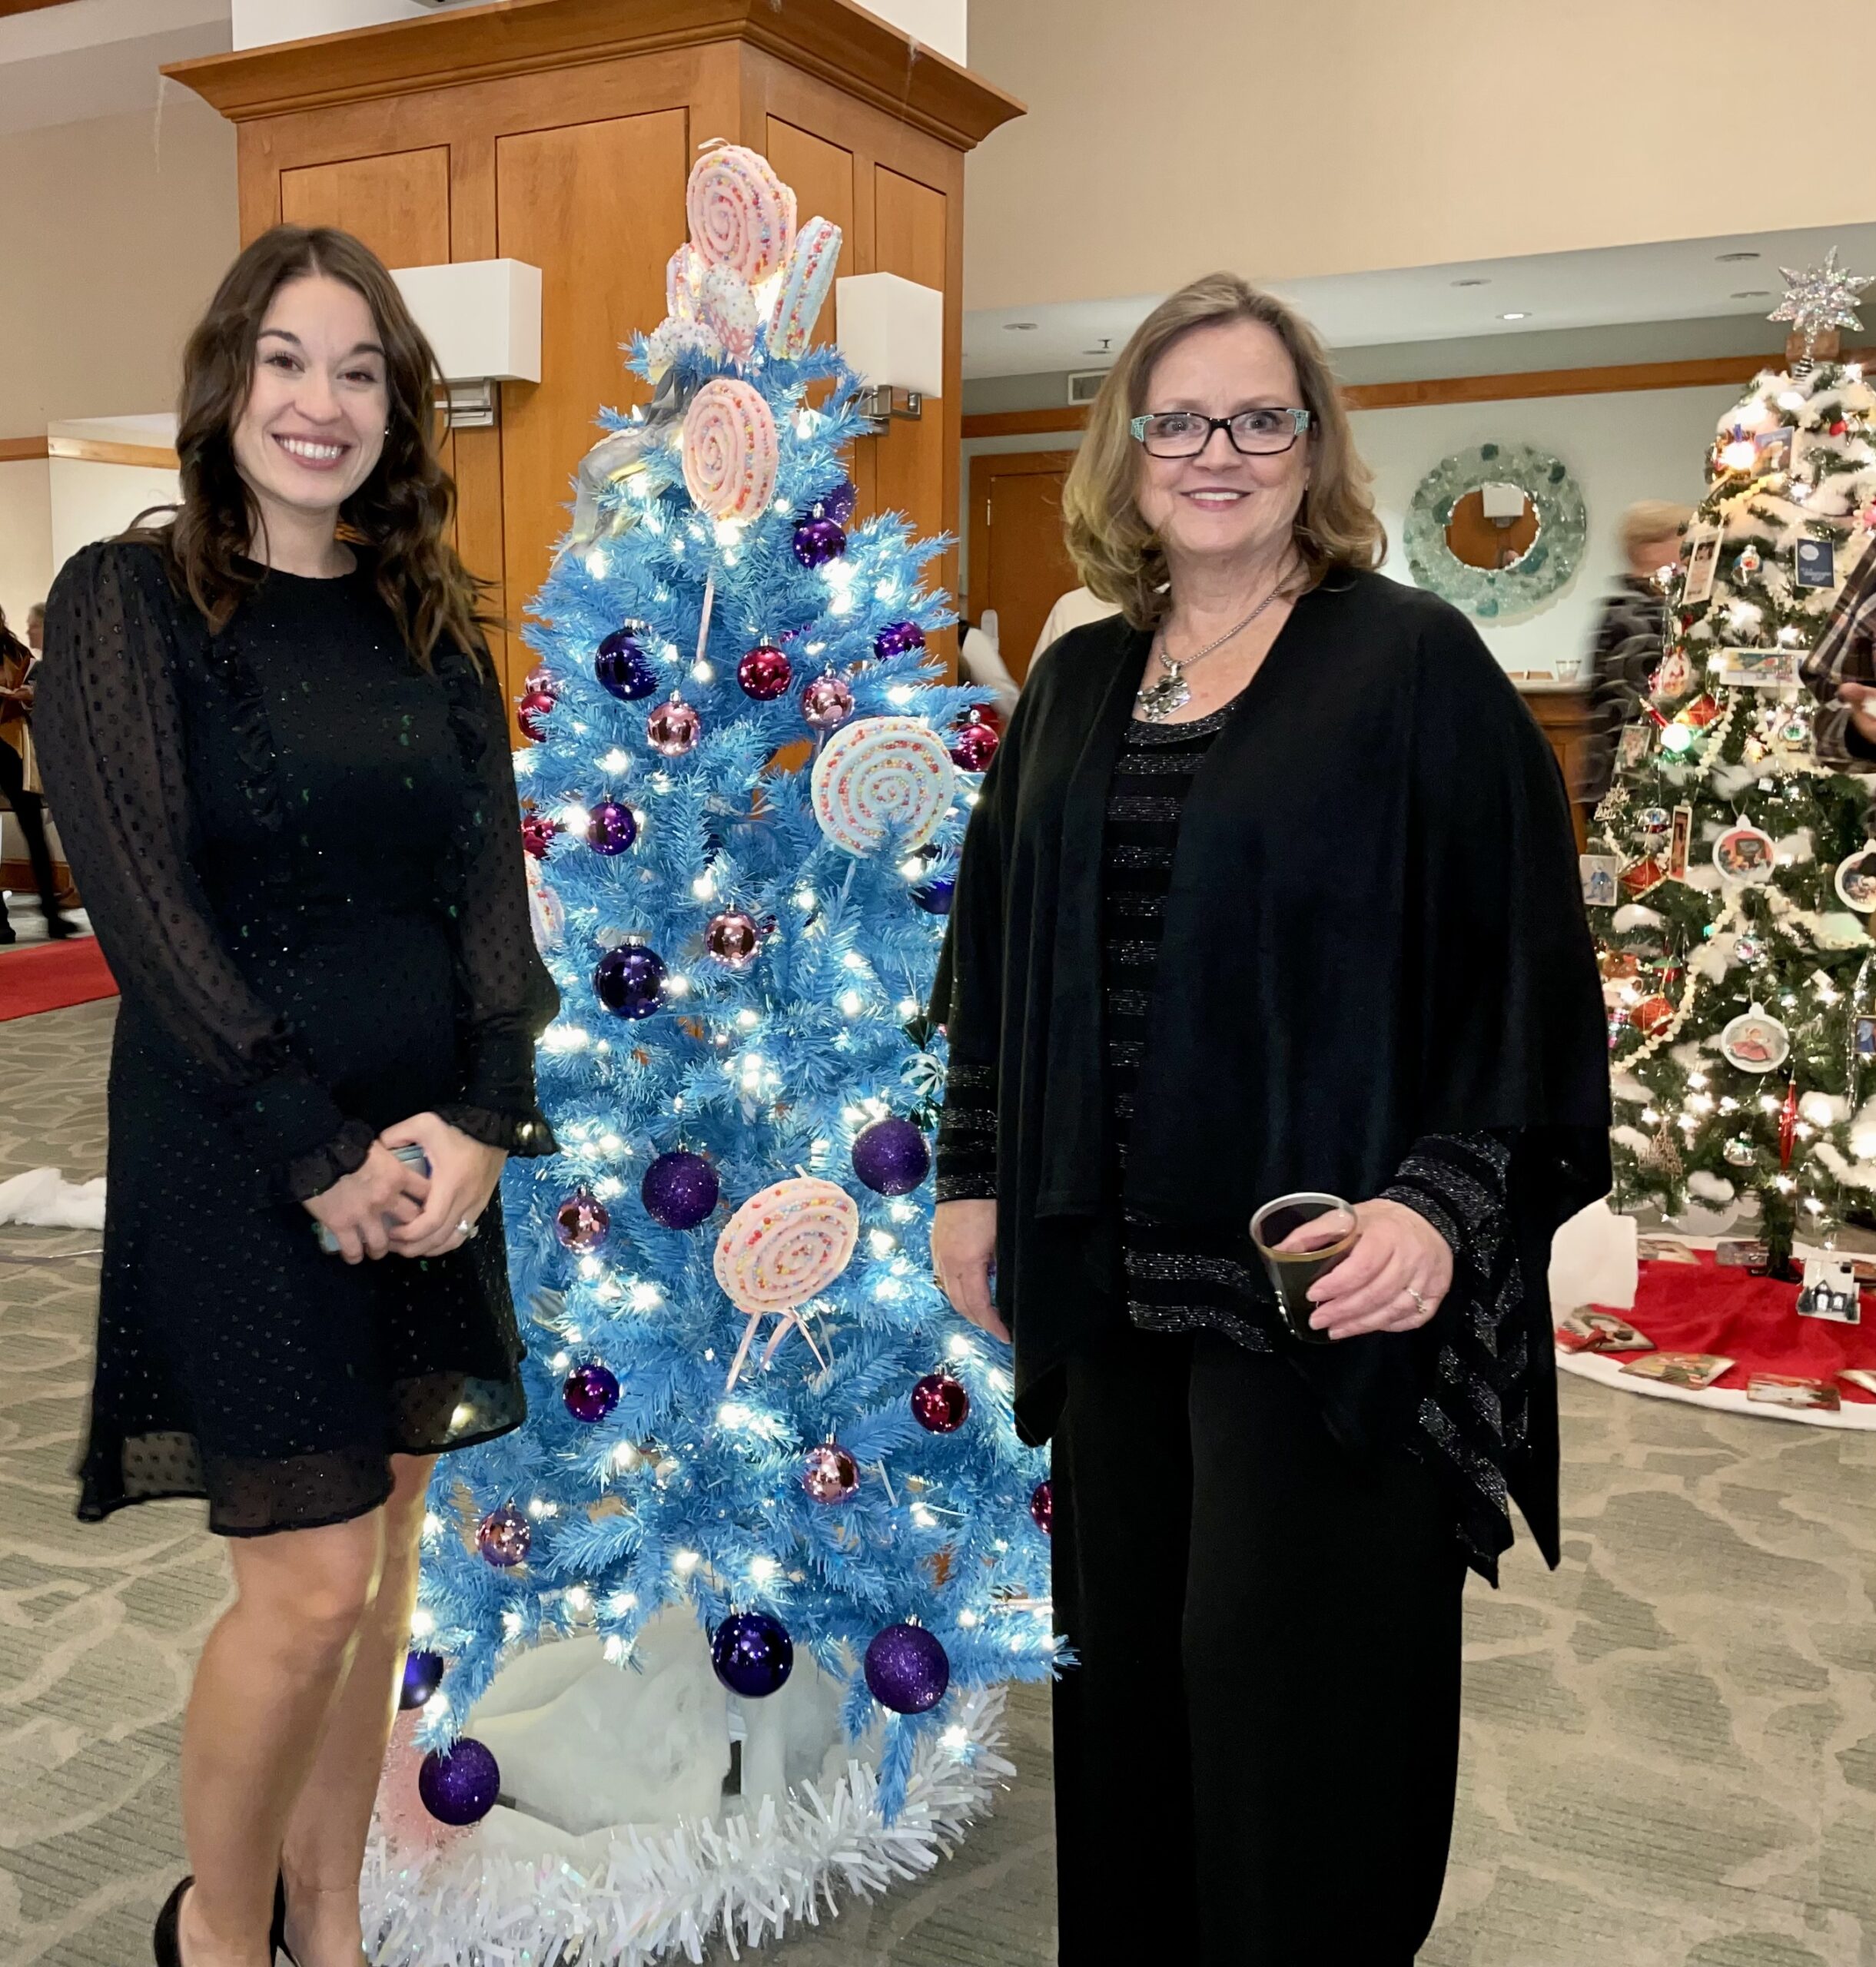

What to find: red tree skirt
left=0, top=936, right=116, bottom=1021
left=1563, top=1249, right=1876, bottom=1428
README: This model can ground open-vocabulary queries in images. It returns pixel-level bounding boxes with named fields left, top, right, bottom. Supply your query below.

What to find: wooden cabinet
left=1520, top=687, right=1598, bottom=853
left=167, top=0, right=1021, bottom=725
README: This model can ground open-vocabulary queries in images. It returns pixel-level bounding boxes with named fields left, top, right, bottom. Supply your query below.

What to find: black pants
left=1051, top=1321, right=1466, bottom=1965
left=0, top=738, right=61, bottom=932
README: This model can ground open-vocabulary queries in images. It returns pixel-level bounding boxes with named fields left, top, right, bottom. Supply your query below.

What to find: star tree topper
left=1769, top=247, right=1871, bottom=349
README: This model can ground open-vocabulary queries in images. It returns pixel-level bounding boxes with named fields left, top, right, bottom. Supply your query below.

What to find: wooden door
left=967, top=450, right=1080, bottom=683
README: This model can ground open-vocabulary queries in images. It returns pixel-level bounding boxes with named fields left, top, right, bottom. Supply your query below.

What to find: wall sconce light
left=835, top=273, right=944, bottom=427
left=390, top=259, right=543, bottom=428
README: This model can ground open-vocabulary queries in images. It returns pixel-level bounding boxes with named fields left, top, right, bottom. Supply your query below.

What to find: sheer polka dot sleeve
left=35, top=541, right=368, bottom=1196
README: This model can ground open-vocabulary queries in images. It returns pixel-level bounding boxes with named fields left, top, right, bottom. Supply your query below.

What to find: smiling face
left=1134, top=317, right=1313, bottom=580
left=231, top=272, right=390, bottom=542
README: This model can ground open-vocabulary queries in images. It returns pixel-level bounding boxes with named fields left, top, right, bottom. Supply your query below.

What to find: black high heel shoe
left=272, top=1872, right=297, bottom=1965
left=152, top=1876, right=191, bottom=1967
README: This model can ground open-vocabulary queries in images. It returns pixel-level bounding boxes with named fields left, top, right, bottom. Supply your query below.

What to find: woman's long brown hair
left=134, top=224, right=490, bottom=668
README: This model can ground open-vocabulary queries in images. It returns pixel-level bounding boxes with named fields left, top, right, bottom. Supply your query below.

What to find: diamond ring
left=457, top=1218, right=479, bottom=1240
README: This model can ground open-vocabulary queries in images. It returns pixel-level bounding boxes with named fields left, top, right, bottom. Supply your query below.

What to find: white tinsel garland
left=361, top=1687, right=1014, bottom=1967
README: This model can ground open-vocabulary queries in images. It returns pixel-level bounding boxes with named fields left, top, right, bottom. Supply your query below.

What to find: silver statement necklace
left=1135, top=583, right=1288, bottom=723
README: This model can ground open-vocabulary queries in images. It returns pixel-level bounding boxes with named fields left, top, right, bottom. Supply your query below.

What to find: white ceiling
left=0, top=0, right=230, bottom=138
left=964, top=224, right=1876, bottom=379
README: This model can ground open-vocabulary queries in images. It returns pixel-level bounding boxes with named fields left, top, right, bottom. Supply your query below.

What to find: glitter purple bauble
left=521, top=813, right=560, bottom=861
left=563, top=1362, right=620, bottom=1424
left=476, top=1504, right=532, bottom=1567
left=417, top=1739, right=501, bottom=1826
left=399, top=1649, right=445, bottom=1711
left=554, top=1188, right=610, bottom=1252
left=586, top=799, right=639, bottom=855
left=516, top=688, right=556, bottom=742
left=802, top=1443, right=860, bottom=1503
left=873, top=620, right=926, bottom=662
left=646, top=698, right=702, bottom=758
left=817, top=477, right=858, bottom=526
left=802, top=672, right=855, bottom=728
left=594, top=944, right=667, bottom=1018
left=949, top=720, right=1000, bottom=772
left=704, top=910, right=760, bottom=967
left=596, top=626, right=659, bottom=701
left=792, top=516, right=847, bottom=569
left=737, top=642, right=794, bottom=700
left=863, top=1623, right=950, bottom=1714
left=640, top=1149, right=720, bottom=1229
left=711, top=1611, right=794, bottom=1697
left=911, top=876, right=954, bottom=916
left=851, top=1116, right=930, bottom=1196
left=1029, top=1479, right=1053, bottom=1536
left=910, top=1372, right=969, bottom=1435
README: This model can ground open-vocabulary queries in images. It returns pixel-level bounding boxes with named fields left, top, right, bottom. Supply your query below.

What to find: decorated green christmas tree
left=1590, top=254, right=1876, bottom=1277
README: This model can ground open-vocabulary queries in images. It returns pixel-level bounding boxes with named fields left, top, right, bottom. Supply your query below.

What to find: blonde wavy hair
left=1063, top=273, right=1385, bottom=629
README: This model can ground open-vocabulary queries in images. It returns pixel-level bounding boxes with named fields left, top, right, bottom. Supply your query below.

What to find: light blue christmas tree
left=406, top=148, right=1051, bottom=1830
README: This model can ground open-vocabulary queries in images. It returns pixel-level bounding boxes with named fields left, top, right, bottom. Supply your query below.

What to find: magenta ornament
left=863, top=1623, right=950, bottom=1714
left=520, top=813, right=561, bottom=861
left=910, top=1371, right=969, bottom=1435
left=646, top=698, right=702, bottom=757
left=802, top=672, right=855, bottom=728
left=563, top=1362, right=621, bottom=1424
left=586, top=799, right=639, bottom=855
left=737, top=642, right=794, bottom=700
left=1029, top=1479, right=1053, bottom=1536
left=418, top=1740, right=501, bottom=1826
left=802, top=1443, right=861, bottom=1503
left=524, top=665, right=563, bottom=699
left=476, top=1503, right=532, bottom=1567
left=703, top=910, right=761, bottom=967
left=553, top=1188, right=610, bottom=1252
left=792, top=516, right=847, bottom=569
left=949, top=720, right=999, bottom=772
left=872, top=620, right=926, bottom=662
left=851, top=1116, right=930, bottom=1196
left=640, top=1149, right=720, bottom=1229
left=516, top=687, right=556, bottom=742
left=595, top=943, right=667, bottom=1019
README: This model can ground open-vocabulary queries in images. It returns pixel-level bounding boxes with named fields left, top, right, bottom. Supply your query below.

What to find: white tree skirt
left=364, top=1614, right=1017, bottom=1966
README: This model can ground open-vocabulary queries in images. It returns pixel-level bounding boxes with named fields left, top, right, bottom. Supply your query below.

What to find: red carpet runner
left=0, top=937, right=118, bottom=1021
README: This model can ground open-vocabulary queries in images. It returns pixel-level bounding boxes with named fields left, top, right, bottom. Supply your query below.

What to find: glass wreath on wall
left=1403, top=441, right=1586, bottom=622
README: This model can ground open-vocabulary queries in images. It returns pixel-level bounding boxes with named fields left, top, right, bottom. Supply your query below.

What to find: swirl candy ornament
left=686, top=144, right=796, bottom=285
left=682, top=377, right=779, bottom=522
left=767, top=216, right=843, bottom=359
left=666, top=242, right=706, bottom=320
left=810, top=715, right=956, bottom=857
left=713, top=1177, right=858, bottom=1390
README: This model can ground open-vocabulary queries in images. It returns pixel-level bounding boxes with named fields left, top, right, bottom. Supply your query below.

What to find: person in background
left=1030, top=582, right=1119, bottom=672
left=958, top=613, right=1021, bottom=717
left=1803, top=524, right=1876, bottom=766
left=0, top=600, right=76, bottom=942
left=1580, top=499, right=1691, bottom=801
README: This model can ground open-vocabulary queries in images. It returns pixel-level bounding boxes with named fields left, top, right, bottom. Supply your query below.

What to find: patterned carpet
left=1, top=998, right=1872, bottom=1965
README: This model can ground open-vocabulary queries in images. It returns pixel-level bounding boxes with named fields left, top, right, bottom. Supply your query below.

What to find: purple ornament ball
left=817, top=477, right=858, bottom=526
left=911, top=876, right=954, bottom=917
left=738, top=642, right=794, bottom=700
left=641, top=1149, right=720, bottom=1230
left=417, top=1739, right=501, bottom=1826
left=646, top=698, right=702, bottom=758
left=704, top=910, right=761, bottom=967
left=596, top=626, right=659, bottom=701
left=802, top=1443, right=860, bottom=1503
left=792, top=517, right=848, bottom=569
left=554, top=1188, right=610, bottom=1252
left=563, top=1362, right=620, bottom=1424
left=873, top=620, right=926, bottom=662
left=476, top=1503, right=532, bottom=1567
left=910, top=1371, right=969, bottom=1435
left=595, top=943, right=667, bottom=1019
left=802, top=672, right=855, bottom=729
left=1029, top=1479, right=1053, bottom=1536
left=863, top=1623, right=950, bottom=1715
left=852, top=1116, right=930, bottom=1196
left=400, top=1648, right=446, bottom=1711
left=711, top=1610, right=794, bottom=1697
left=516, top=688, right=556, bottom=743
left=586, top=798, right=639, bottom=855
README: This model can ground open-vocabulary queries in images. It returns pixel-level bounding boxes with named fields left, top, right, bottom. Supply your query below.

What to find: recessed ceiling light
left=1500, top=311, right=1531, bottom=321
left=1004, top=321, right=1038, bottom=331
left=1450, top=277, right=1490, bottom=288
left=1716, top=250, right=1761, bottom=263
left=1732, top=289, right=1771, bottom=300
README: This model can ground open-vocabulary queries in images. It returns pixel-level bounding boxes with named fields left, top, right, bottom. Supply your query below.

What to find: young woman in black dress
left=38, top=227, right=559, bottom=1967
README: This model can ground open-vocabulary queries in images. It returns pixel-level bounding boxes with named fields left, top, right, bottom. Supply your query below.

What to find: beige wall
left=0, top=91, right=236, bottom=438
left=965, top=0, right=1874, bottom=310
left=0, top=459, right=54, bottom=638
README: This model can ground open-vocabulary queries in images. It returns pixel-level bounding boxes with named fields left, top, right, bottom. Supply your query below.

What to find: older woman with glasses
left=930, top=274, right=1609, bottom=1964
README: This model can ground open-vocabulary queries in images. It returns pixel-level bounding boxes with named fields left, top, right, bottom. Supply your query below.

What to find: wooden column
left=166, top=0, right=1022, bottom=719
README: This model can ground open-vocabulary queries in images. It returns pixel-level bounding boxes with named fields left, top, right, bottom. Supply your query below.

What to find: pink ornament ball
left=554, top=1188, right=610, bottom=1252
left=910, top=1371, right=969, bottom=1435
left=563, top=1362, right=621, bottom=1424
left=738, top=642, right=794, bottom=701
left=704, top=910, right=761, bottom=967
left=950, top=719, right=1000, bottom=772
left=524, top=665, right=563, bottom=699
left=647, top=698, right=702, bottom=757
left=520, top=813, right=562, bottom=861
left=802, top=1443, right=860, bottom=1503
left=802, top=672, right=855, bottom=728
left=476, top=1503, right=532, bottom=1567
left=516, top=687, right=556, bottom=742
left=1029, top=1479, right=1053, bottom=1536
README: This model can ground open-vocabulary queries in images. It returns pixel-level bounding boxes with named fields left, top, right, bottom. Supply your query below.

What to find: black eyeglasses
left=1128, top=407, right=1312, bottom=458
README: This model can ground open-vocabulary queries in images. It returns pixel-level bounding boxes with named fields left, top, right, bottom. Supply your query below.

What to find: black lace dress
left=37, top=539, right=559, bottom=1537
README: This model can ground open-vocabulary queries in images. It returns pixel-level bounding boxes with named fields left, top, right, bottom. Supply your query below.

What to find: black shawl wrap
left=935, top=569, right=1610, bottom=1567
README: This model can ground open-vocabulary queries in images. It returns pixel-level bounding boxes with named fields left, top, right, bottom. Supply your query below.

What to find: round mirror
left=1444, top=483, right=1540, bottom=571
